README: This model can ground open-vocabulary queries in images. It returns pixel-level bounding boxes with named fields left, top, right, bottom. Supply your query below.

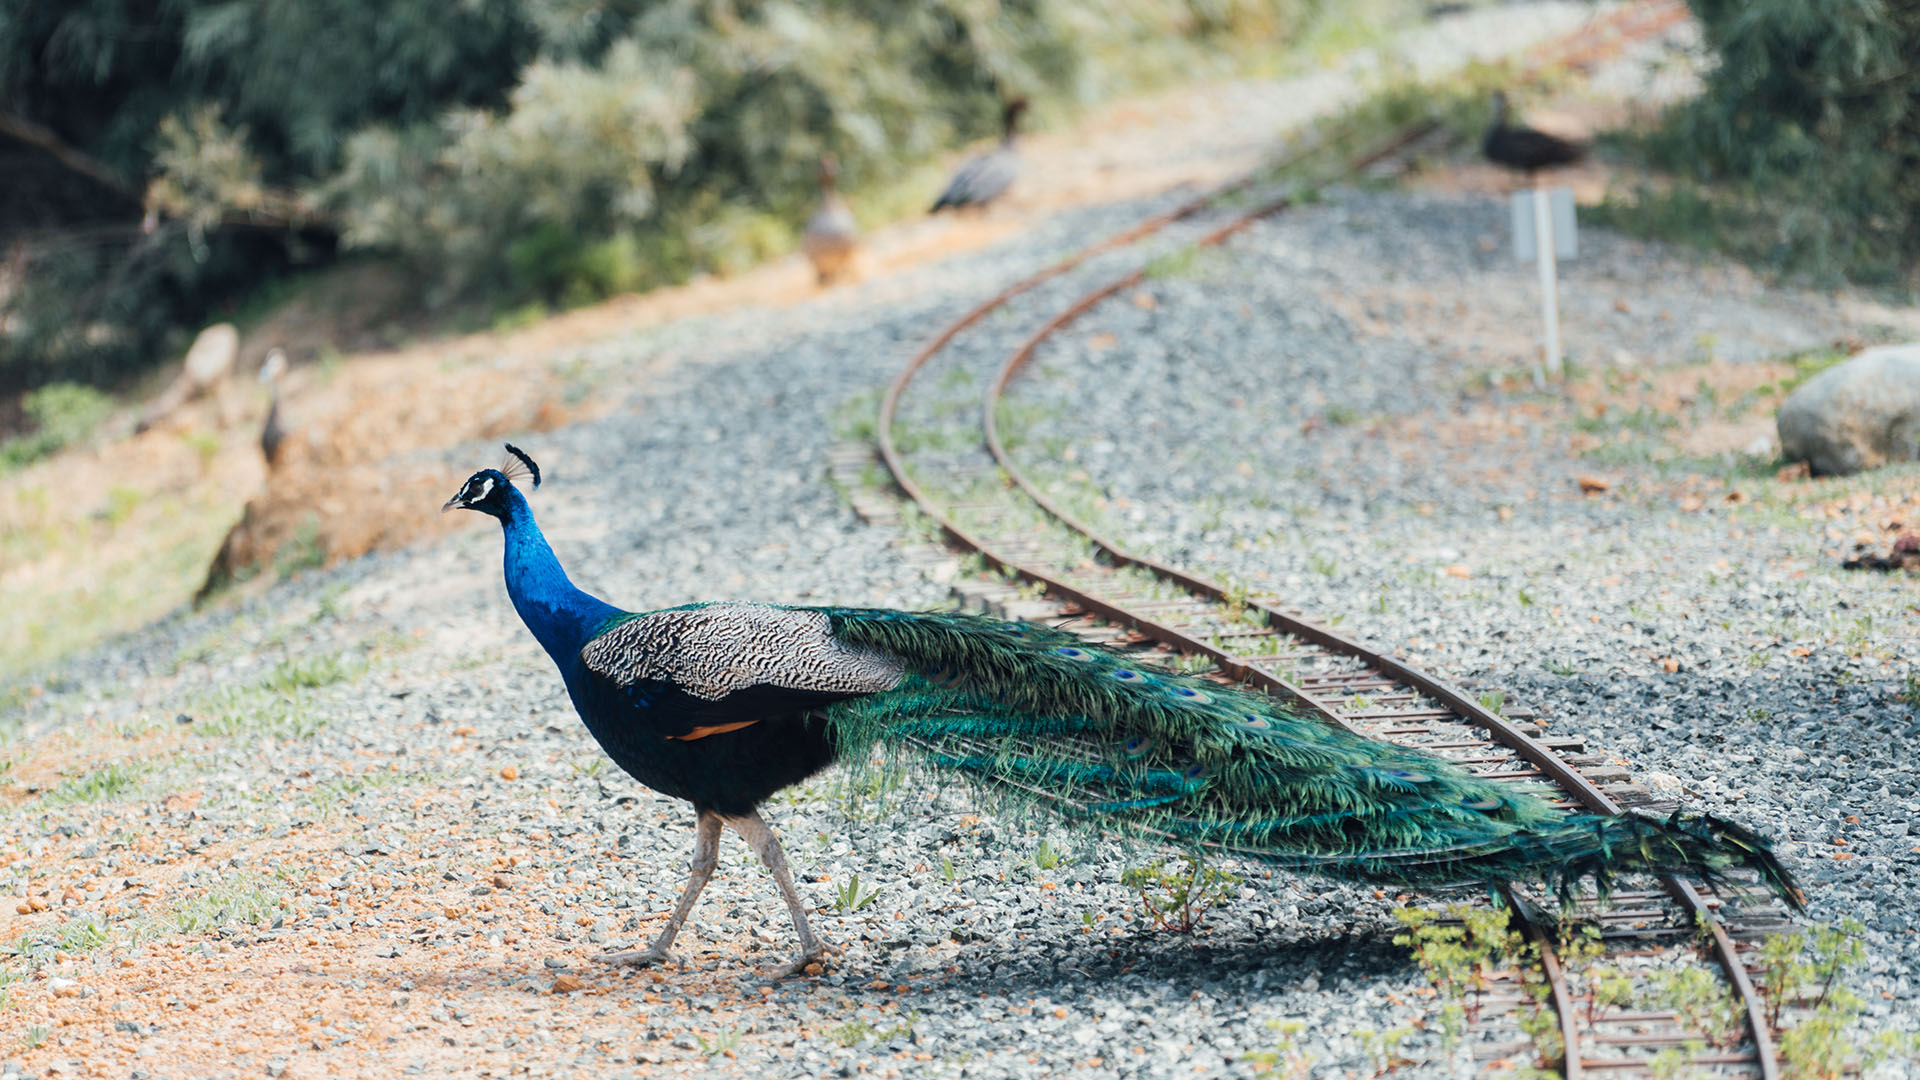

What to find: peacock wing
left=932, top=148, right=1017, bottom=210
left=577, top=604, right=906, bottom=741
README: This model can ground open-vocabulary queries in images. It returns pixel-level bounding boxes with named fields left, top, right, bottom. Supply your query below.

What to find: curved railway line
left=852, top=3, right=1811, bottom=1076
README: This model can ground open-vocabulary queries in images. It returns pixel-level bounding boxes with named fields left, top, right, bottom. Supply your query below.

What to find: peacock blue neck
left=497, top=487, right=625, bottom=667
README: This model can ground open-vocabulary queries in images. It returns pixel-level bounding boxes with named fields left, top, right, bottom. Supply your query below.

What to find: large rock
left=136, top=323, right=240, bottom=432
left=180, top=322, right=239, bottom=387
left=1777, top=344, right=1920, bottom=476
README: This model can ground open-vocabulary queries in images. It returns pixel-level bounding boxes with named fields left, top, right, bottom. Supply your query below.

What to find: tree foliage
left=2, top=0, right=1325, bottom=393
left=1635, top=0, right=1920, bottom=284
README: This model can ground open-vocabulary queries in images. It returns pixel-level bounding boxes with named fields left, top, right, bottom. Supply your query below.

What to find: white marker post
left=1511, top=188, right=1577, bottom=386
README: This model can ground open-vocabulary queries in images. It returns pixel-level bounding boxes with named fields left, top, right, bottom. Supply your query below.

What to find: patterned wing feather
left=931, top=148, right=1017, bottom=211
left=576, top=604, right=906, bottom=737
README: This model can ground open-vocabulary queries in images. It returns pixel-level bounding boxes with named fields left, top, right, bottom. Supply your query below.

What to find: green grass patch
left=193, top=686, right=324, bottom=741
left=183, top=647, right=371, bottom=739
left=42, top=760, right=148, bottom=806
left=3, top=873, right=293, bottom=982
left=166, top=873, right=291, bottom=935
left=303, top=767, right=439, bottom=819
left=259, top=652, right=365, bottom=693
left=0, top=485, right=243, bottom=681
left=1120, top=854, right=1241, bottom=934
left=274, top=517, right=327, bottom=580
left=831, top=387, right=885, bottom=445
left=0, top=384, right=113, bottom=472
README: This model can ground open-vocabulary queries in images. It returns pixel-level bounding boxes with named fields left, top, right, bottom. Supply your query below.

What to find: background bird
left=801, top=155, right=860, bottom=286
left=258, top=347, right=289, bottom=468
left=930, top=98, right=1028, bottom=213
left=445, top=446, right=1801, bottom=978
left=1482, top=90, right=1586, bottom=181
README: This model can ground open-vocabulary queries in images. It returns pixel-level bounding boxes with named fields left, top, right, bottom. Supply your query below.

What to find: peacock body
left=1482, top=90, right=1585, bottom=179
left=802, top=156, right=859, bottom=286
left=929, top=99, right=1027, bottom=213
left=446, top=447, right=1800, bottom=977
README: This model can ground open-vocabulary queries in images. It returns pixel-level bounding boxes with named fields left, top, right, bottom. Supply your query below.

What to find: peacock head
left=1002, top=97, right=1029, bottom=134
left=442, top=443, right=541, bottom=518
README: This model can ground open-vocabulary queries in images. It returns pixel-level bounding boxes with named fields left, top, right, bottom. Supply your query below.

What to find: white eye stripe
left=474, top=477, right=494, bottom=501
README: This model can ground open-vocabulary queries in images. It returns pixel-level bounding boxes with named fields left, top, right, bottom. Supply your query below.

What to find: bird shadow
left=871, top=921, right=1413, bottom=998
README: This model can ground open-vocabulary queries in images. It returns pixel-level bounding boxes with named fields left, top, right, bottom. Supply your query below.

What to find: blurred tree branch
left=0, top=112, right=141, bottom=203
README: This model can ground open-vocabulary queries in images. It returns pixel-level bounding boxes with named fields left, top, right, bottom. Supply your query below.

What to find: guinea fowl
left=929, top=99, right=1028, bottom=213
left=446, top=446, right=1802, bottom=978
left=801, top=155, right=859, bottom=286
left=257, top=348, right=289, bottom=468
left=1482, top=90, right=1585, bottom=180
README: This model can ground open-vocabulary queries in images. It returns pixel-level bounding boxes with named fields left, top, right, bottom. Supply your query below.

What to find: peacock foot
left=596, top=946, right=677, bottom=969
left=768, top=940, right=839, bottom=981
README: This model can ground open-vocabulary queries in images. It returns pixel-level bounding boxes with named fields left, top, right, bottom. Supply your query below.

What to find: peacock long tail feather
left=819, top=608, right=1803, bottom=911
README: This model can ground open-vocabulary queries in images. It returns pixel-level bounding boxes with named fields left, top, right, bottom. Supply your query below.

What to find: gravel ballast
left=5, top=8, right=1916, bottom=1080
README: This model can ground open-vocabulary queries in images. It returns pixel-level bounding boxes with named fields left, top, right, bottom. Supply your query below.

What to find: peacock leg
left=597, top=809, right=722, bottom=968
left=727, top=809, right=836, bottom=978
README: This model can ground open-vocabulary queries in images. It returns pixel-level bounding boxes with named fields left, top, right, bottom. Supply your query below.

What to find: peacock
left=802, top=155, right=860, bottom=286
left=258, top=347, right=289, bottom=468
left=929, top=99, right=1028, bottom=213
left=1482, top=90, right=1586, bottom=181
left=445, top=446, right=1802, bottom=978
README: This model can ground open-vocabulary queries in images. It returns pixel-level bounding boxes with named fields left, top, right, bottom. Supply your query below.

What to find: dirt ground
left=5, top=5, right=1916, bottom=1078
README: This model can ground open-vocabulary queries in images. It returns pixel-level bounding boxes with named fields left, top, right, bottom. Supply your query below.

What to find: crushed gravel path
left=6, top=5, right=1916, bottom=1080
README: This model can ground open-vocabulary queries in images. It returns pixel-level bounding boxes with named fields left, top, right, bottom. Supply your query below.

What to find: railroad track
left=850, top=3, right=1809, bottom=1076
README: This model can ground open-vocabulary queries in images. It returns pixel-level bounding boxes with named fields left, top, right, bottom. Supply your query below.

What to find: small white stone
left=1643, top=772, right=1686, bottom=797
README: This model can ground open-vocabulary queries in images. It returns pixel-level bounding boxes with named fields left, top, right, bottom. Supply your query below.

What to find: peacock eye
left=1109, top=669, right=1145, bottom=683
left=1238, top=714, right=1270, bottom=730
left=1054, top=647, right=1091, bottom=660
left=1386, top=769, right=1433, bottom=783
left=1462, top=796, right=1502, bottom=811
left=1123, top=737, right=1155, bottom=759
left=1183, top=765, right=1206, bottom=781
left=1168, top=686, right=1211, bottom=703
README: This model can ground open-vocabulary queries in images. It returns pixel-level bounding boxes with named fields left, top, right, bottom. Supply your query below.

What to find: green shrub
left=0, top=383, right=112, bottom=469
left=1605, top=1, right=1920, bottom=285
left=1120, top=853, right=1242, bottom=933
left=6, top=0, right=1351, bottom=389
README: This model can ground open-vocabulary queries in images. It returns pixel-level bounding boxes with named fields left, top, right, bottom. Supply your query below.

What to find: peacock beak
left=441, top=494, right=464, bottom=514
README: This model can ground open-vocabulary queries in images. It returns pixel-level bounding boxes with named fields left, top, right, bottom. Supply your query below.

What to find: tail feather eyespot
left=1109, top=669, right=1146, bottom=684
left=1462, top=796, right=1503, bottom=811
left=1054, top=647, right=1092, bottom=661
left=1168, top=686, right=1212, bottom=703
left=1123, top=737, right=1156, bottom=760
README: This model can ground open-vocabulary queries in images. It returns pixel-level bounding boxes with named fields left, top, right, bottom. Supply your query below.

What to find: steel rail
left=876, top=121, right=1371, bottom=537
